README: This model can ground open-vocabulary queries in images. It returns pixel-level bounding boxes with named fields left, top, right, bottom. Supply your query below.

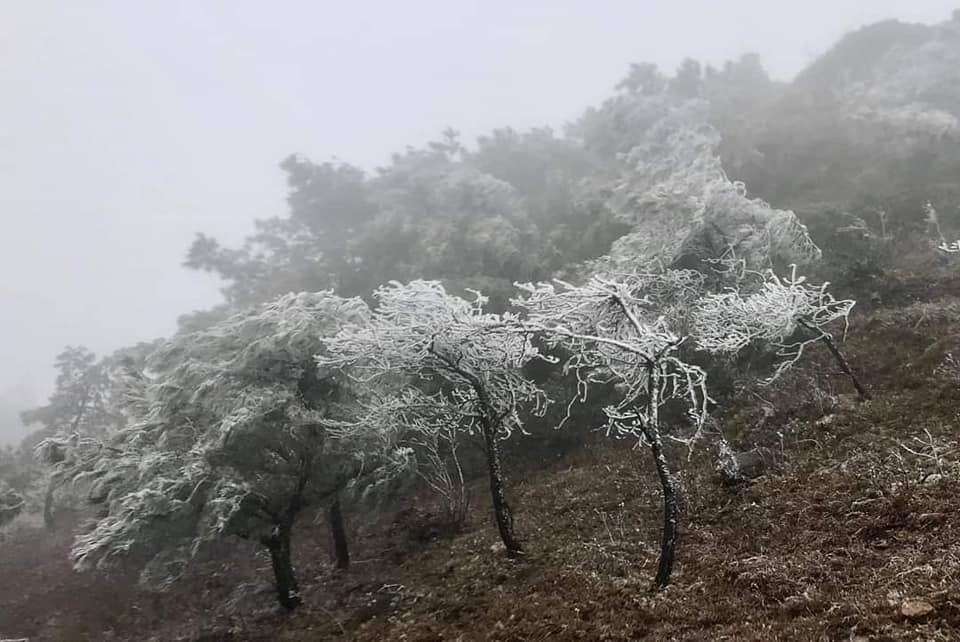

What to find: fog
left=0, top=0, right=955, bottom=445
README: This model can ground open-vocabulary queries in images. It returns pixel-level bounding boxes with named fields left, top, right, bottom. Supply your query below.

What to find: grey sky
left=1, top=0, right=956, bottom=442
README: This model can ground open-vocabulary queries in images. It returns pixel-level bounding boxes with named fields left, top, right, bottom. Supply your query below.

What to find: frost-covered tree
left=20, top=347, right=120, bottom=529
left=185, top=133, right=565, bottom=313
left=693, top=263, right=867, bottom=399
left=25, top=343, right=159, bottom=531
left=65, top=292, right=392, bottom=610
left=318, top=280, right=548, bottom=556
left=20, top=348, right=113, bottom=445
left=0, top=481, right=24, bottom=529
left=184, top=157, right=378, bottom=307
left=601, top=101, right=820, bottom=274
left=333, top=389, right=470, bottom=528
left=569, top=62, right=675, bottom=158
left=467, top=126, right=628, bottom=269
left=514, top=269, right=709, bottom=587
left=0, top=444, right=34, bottom=494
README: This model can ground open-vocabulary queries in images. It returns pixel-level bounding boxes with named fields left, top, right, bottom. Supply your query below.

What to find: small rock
left=717, top=446, right=777, bottom=487
left=900, top=598, right=935, bottom=620
left=489, top=542, right=505, bottom=554
left=780, top=595, right=808, bottom=616
left=918, top=512, right=945, bottom=525
left=815, top=414, right=837, bottom=427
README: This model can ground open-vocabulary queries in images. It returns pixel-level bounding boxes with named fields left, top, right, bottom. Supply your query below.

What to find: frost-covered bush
left=602, top=102, right=820, bottom=273
left=21, top=345, right=139, bottom=530
left=318, top=280, right=549, bottom=556
left=67, top=292, right=396, bottom=610
left=693, top=264, right=866, bottom=398
left=333, top=389, right=469, bottom=528
left=0, top=482, right=25, bottom=529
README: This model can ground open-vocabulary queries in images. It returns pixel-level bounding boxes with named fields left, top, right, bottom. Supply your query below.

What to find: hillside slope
left=3, top=273, right=960, bottom=640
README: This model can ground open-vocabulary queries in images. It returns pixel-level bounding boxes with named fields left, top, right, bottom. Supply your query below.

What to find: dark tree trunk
left=426, top=342, right=523, bottom=556
left=328, top=495, right=350, bottom=570
left=799, top=319, right=870, bottom=401
left=481, top=419, right=523, bottom=557
left=819, top=334, right=870, bottom=401
left=43, top=479, right=56, bottom=531
left=642, top=364, right=680, bottom=590
left=647, top=426, right=680, bottom=589
left=263, top=523, right=301, bottom=610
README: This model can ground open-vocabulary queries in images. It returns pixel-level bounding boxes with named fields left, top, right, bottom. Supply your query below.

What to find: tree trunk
left=819, top=334, right=870, bottom=401
left=263, top=523, right=301, bottom=610
left=328, top=495, right=350, bottom=570
left=426, top=344, right=523, bottom=555
left=799, top=319, right=870, bottom=401
left=647, top=426, right=680, bottom=589
left=643, top=364, right=680, bottom=589
left=449, top=433, right=468, bottom=528
left=43, top=479, right=56, bottom=531
left=481, top=419, right=522, bottom=557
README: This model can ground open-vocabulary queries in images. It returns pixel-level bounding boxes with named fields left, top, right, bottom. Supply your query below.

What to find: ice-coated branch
left=693, top=265, right=862, bottom=393
left=513, top=269, right=710, bottom=448
left=318, top=280, right=550, bottom=437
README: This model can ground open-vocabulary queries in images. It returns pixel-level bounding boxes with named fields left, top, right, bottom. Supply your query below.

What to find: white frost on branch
left=318, top=280, right=548, bottom=548
left=693, top=265, right=855, bottom=383
left=323, top=388, right=469, bottom=522
left=513, top=269, right=710, bottom=448
left=318, top=280, right=550, bottom=439
left=66, top=291, right=387, bottom=588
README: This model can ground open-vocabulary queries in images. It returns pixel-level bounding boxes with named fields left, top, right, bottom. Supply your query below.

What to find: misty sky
left=1, top=0, right=957, bottom=441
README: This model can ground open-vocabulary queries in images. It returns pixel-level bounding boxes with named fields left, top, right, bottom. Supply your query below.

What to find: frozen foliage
left=69, top=292, right=385, bottom=608
left=0, top=482, right=24, bottom=528
left=514, top=269, right=709, bottom=446
left=319, top=281, right=549, bottom=436
left=328, top=389, right=468, bottom=525
left=21, top=345, right=142, bottom=529
left=830, top=21, right=960, bottom=177
left=694, top=265, right=856, bottom=383
left=843, top=19, right=960, bottom=122
left=20, top=346, right=122, bottom=443
left=604, top=102, right=821, bottom=272
left=847, top=103, right=958, bottom=140
left=318, top=280, right=549, bottom=553
left=34, top=432, right=114, bottom=497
